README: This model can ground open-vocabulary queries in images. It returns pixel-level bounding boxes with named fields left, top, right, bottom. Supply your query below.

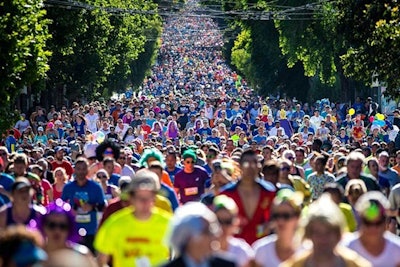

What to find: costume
left=219, top=179, right=276, bottom=245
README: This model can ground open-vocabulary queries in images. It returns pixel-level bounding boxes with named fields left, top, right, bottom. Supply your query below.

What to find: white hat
left=84, top=142, right=98, bottom=158
left=38, top=126, right=44, bottom=132
left=371, top=125, right=380, bottom=132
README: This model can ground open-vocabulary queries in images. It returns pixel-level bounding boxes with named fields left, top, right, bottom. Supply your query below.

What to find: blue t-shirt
left=5, top=136, right=17, bottom=153
left=108, top=173, right=121, bottom=187
left=0, top=173, right=15, bottom=204
left=160, top=183, right=179, bottom=211
left=165, top=166, right=182, bottom=184
left=206, top=136, right=220, bottom=145
left=253, top=135, right=267, bottom=145
left=61, top=180, right=105, bottom=235
left=197, top=128, right=212, bottom=137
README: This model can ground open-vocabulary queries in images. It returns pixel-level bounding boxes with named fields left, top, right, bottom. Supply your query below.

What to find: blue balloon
left=373, top=120, right=385, bottom=127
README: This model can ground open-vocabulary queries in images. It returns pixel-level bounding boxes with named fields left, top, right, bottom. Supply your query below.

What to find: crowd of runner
left=1, top=0, right=400, bottom=266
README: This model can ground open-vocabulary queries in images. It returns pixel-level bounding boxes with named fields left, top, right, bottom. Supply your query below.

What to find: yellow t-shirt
left=94, top=206, right=171, bottom=267
left=155, top=194, right=173, bottom=214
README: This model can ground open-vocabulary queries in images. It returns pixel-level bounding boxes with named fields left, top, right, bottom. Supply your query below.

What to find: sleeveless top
left=6, top=205, right=37, bottom=226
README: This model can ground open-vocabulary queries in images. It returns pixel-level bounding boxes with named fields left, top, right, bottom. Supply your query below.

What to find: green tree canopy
left=0, top=0, right=51, bottom=132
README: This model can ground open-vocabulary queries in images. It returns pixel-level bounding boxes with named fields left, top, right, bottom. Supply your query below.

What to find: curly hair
left=138, top=148, right=165, bottom=168
left=95, top=139, right=121, bottom=161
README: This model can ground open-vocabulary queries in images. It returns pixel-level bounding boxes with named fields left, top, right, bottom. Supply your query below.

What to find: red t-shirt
left=220, top=179, right=276, bottom=245
left=41, top=179, right=52, bottom=206
left=141, top=125, right=151, bottom=140
left=51, top=160, right=74, bottom=178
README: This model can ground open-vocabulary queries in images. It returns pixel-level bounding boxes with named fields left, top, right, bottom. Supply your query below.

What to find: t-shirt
left=85, top=113, right=99, bottom=133
left=342, top=232, right=400, bottom=267
left=0, top=173, right=15, bottom=204
left=336, top=174, right=381, bottom=192
left=61, top=180, right=105, bottom=235
left=165, top=166, right=182, bottom=184
left=109, top=173, right=121, bottom=187
left=253, top=234, right=283, bottom=267
left=224, top=237, right=254, bottom=267
left=307, top=172, right=335, bottom=200
left=41, top=179, right=52, bottom=206
left=94, top=207, right=171, bottom=267
left=174, top=167, right=209, bottom=204
left=160, top=183, right=179, bottom=211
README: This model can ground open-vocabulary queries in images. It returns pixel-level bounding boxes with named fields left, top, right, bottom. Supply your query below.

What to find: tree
left=336, top=0, right=400, bottom=98
left=0, top=0, right=51, bottom=133
left=43, top=0, right=160, bottom=103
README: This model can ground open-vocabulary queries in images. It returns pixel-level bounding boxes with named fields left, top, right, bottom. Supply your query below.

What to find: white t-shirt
left=85, top=113, right=99, bottom=133
left=220, top=237, right=254, bottom=267
left=253, top=235, right=282, bottom=267
left=342, top=232, right=400, bottom=267
left=115, top=123, right=129, bottom=139
left=121, top=165, right=135, bottom=179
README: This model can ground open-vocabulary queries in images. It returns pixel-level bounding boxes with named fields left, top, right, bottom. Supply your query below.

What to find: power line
left=44, top=0, right=327, bottom=21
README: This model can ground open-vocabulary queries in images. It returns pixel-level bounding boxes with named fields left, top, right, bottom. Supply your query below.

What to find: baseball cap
left=126, top=170, right=160, bottom=193
left=55, top=146, right=65, bottom=153
left=37, top=126, right=44, bottom=132
left=12, top=177, right=32, bottom=191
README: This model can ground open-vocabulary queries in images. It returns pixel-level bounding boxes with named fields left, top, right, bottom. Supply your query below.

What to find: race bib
left=76, top=214, right=91, bottom=223
left=135, top=257, right=151, bottom=267
left=184, top=187, right=198, bottom=196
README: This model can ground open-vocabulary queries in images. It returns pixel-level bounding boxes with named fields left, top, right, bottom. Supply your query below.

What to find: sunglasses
left=280, top=166, right=290, bottom=171
left=206, top=154, right=215, bottom=159
left=45, top=221, right=69, bottom=231
left=218, top=217, right=234, bottom=226
left=185, top=160, right=195, bottom=164
left=271, top=212, right=297, bottom=221
left=119, top=157, right=126, bottom=160
left=97, top=175, right=107, bottom=179
left=0, top=152, right=7, bottom=156
left=362, top=218, right=385, bottom=227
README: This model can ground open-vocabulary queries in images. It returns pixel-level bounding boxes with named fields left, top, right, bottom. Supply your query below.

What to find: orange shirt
left=161, top=171, right=173, bottom=188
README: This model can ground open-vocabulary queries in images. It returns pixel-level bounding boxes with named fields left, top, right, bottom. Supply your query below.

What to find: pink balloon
left=369, top=116, right=374, bottom=123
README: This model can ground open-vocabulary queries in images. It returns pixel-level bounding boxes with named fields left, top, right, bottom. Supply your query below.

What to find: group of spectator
left=1, top=0, right=400, bottom=266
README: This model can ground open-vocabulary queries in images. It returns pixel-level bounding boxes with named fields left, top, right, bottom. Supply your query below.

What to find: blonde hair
left=53, top=167, right=68, bottom=182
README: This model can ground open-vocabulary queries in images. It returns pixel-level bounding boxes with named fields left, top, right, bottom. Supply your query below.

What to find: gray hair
left=168, top=202, right=220, bottom=255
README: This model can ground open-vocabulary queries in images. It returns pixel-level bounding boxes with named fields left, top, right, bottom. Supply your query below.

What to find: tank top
left=104, top=185, right=113, bottom=200
left=6, top=205, right=37, bottom=226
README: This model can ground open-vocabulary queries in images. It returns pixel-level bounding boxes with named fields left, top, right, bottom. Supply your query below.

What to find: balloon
left=376, top=113, right=384, bottom=120
left=369, top=116, right=374, bottom=123
left=94, top=131, right=105, bottom=144
left=373, top=120, right=385, bottom=127
left=348, top=108, right=355, bottom=116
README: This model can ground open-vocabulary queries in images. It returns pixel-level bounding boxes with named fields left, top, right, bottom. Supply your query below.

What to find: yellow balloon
left=376, top=113, right=384, bottom=120
left=348, top=108, right=355, bottom=116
